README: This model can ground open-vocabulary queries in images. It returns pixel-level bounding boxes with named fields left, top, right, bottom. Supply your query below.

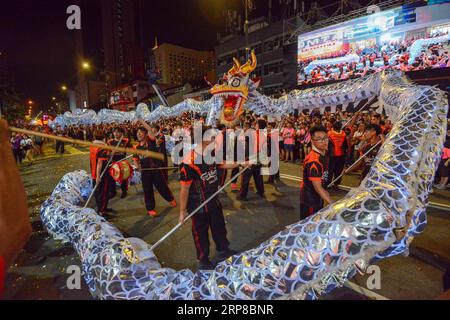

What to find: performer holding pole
left=300, top=125, right=333, bottom=220
left=133, top=120, right=176, bottom=217
left=88, top=130, right=114, bottom=215
left=9, top=126, right=164, bottom=160
left=237, top=119, right=266, bottom=201
left=108, top=127, right=131, bottom=199
left=178, top=126, right=243, bottom=270
left=345, top=124, right=382, bottom=182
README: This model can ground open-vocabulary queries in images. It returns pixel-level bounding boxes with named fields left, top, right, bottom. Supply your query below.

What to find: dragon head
left=211, top=51, right=260, bottom=126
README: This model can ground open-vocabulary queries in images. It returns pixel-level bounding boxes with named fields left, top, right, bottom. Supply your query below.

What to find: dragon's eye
left=218, top=78, right=228, bottom=85
left=231, top=78, right=241, bottom=87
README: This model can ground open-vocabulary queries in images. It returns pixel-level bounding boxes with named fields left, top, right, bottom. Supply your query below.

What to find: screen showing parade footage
left=297, top=2, right=450, bottom=86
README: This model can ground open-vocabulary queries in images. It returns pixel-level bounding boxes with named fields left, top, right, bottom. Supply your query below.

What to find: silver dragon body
left=41, top=70, right=448, bottom=299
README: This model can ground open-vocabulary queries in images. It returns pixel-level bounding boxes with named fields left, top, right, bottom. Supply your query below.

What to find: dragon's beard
left=219, top=94, right=246, bottom=127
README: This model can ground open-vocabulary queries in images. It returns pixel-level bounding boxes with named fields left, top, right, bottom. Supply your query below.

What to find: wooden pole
left=9, top=127, right=164, bottom=161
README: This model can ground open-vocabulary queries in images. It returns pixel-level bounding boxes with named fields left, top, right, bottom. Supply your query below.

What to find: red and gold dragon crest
left=210, top=51, right=260, bottom=126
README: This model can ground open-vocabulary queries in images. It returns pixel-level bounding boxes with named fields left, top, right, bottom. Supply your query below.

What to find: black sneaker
left=236, top=195, right=248, bottom=201
left=216, top=249, right=239, bottom=261
left=198, top=260, right=214, bottom=270
left=121, top=191, right=128, bottom=199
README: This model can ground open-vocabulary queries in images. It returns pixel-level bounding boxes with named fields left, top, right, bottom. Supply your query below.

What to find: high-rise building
left=73, top=0, right=145, bottom=110
left=152, top=43, right=216, bottom=86
left=101, top=0, right=145, bottom=89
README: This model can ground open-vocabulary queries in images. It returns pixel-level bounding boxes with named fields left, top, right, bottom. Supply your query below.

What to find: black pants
left=218, top=168, right=227, bottom=187
left=230, top=167, right=239, bottom=183
left=56, top=141, right=65, bottom=154
left=268, top=168, right=280, bottom=183
left=93, top=178, right=110, bottom=213
left=240, top=165, right=264, bottom=199
left=141, top=170, right=174, bottom=211
left=190, top=201, right=229, bottom=262
left=13, top=149, right=23, bottom=163
left=108, top=175, right=128, bottom=198
left=300, top=202, right=323, bottom=220
left=328, top=156, right=346, bottom=186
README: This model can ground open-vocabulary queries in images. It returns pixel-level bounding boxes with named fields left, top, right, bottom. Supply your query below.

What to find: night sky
left=0, top=0, right=335, bottom=111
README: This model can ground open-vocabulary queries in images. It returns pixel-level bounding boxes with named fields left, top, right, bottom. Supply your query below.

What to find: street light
left=82, top=61, right=91, bottom=70
left=52, top=97, right=56, bottom=101
left=61, top=85, right=67, bottom=91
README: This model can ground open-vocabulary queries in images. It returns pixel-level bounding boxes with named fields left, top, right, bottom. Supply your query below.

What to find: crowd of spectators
left=11, top=105, right=450, bottom=190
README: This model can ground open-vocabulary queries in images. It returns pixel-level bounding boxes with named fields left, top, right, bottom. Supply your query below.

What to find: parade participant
left=0, top=120, right=32, bottom=298
left=90, top=130, right=113, bottom=215
left=11, top=132, right=23, bottom=164
left=348, top=124, right=382, bottom=181
left=108, top=127, right=131, bottom=199
left=55, top=126, right=65, bottom=155
left=229, top=124, right=241, bottom=192
left=327, top=121, right=348, bottom=188
left=434, top=140, right=450, bottom=190
left=267, top=122, right=280, bottom=184
left=20, top=134, right=34, bottom=165
left=178, top=126, right=239, bottom=270
left=133, top=122, right=176, bottom=217
left=156, top=125, right=170, bottom=180
left=300, top=125, right=333, bottom=220
left=237, top=119, right=266, bottom=201
left=215, top=124, right=229, bottom=189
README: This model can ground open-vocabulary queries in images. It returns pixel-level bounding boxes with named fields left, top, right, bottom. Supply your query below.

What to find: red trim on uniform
left=180, top=181, right=192, bottom=186
left=309, top=177, right=322, bottom=181
left=191, top=217, right=204, bottom=261
left=188, top=164, right=202, bottom=177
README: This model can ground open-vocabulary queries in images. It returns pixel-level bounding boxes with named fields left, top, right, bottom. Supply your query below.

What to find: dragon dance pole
left=342, top=96, right=377, bottom=129
left=108, top=154, right=134, bottom=166
left=149, top=165, right=250, bottom=252
left=327, top=140, right=382, bottom=188
left=84, top=136, right=123, bottom=209
left=140, top=166, right=178, bottom=172
left=9, top=127, right=164, bottom=160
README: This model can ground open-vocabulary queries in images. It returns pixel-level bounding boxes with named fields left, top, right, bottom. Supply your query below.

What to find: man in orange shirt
left=327, top=121, right=348, bottom=188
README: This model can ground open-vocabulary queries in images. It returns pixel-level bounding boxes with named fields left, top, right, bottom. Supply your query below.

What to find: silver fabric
left=40, top=70, right=448, bottom=300
left=49, top=73, right=380, bottom=128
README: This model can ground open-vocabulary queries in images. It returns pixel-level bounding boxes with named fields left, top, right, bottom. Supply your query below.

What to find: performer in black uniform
left=108, top=127, right=131, bottom=199
left=133, top=122, right=176, bottom=217
left=89, top=130, right=112, bottom=215
left=300, top=125, right=333, bottom=220
left=152, top=125, right=169, bottom=181
left=179, top=126, right=239, bottom=270
left=237, top=119, right=266, bottom=201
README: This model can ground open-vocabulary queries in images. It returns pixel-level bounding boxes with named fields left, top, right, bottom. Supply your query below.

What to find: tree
left=0, top=89, right=27, bottom=122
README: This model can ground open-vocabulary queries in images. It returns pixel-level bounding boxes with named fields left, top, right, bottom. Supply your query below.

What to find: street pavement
left=3, top=142, right=450, bottom=300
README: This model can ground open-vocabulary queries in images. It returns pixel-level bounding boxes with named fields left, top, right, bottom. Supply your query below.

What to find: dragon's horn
left=240, top=50, right=257, bottom=74
left=233, top=57, right=241, bottom=69
left=227, top=58, right=241, bottom=75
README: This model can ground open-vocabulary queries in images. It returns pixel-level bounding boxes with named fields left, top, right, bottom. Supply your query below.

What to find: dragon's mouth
left=214, top=91, right=246, bottom=124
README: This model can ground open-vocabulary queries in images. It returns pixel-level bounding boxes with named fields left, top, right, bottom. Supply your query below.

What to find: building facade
left=215, top=18, right=297, bottom=96
left=152, top=43, right=215, bottom=86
